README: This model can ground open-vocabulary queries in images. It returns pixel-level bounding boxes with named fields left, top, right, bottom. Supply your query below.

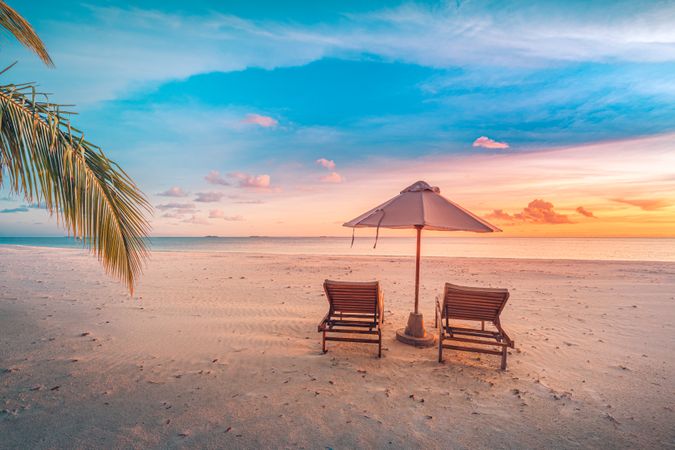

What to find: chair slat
left=437, top=282, right=513, bottom=369
left=319, top=280, right=383, bottom=357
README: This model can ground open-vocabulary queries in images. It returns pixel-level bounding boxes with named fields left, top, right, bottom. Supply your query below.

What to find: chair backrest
left=442, top=282, right=509, bottom=322
left=324, top=280, right=379, bottom=315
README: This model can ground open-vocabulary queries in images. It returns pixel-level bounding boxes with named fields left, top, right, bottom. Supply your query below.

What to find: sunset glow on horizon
left=1, top=1, right=674, bottom=238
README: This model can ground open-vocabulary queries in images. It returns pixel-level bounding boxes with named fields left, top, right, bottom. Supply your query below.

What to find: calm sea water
left=0, top=236, right=674, bottom=262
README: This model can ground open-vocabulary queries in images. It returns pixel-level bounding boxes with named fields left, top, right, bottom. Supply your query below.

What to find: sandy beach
left=1, top=245, right=674, bottom=448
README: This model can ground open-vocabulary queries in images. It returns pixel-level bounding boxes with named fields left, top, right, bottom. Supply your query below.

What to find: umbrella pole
left=395, top=225, right=435, bottom=347
left=414, top=225, right=421, bottom=314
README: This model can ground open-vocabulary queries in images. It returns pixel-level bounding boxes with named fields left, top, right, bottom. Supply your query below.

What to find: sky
left=1, top=0, right=674, bottom=237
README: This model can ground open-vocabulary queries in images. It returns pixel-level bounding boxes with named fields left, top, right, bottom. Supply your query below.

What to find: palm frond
left=0, top=1, right=53, bottom=66
left=0, top=82, right=151, bottom=294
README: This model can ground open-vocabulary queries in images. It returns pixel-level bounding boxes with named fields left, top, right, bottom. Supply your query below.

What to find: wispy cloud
left=10, top=2, right=675, bottom=106
left=209, top=209, right=224, bottom=218
left=205, top=171, right=230, bottom=186
left=320, top=172, right=344, bottom=183
left=158, top=186, right=188, bottom=197
left=209, top=209, right=245, bottom=221
left=242, top=114, right=278, bottom=128
left=473, top=136, right=509, bottom=149
left=226, top=195, right=266, bottom=205
left=612, top=198, right=671, bottom=210
left=182, top=215, right=209, bottom=225
left=195, top=192, right=225, bottom=202
left=576, top=206, right=596, bottom=218
left=156, top=202, right=195, bottom=211
left=162, top=211, right=188, bottom=219
left=233, top=199, right=265, bottom=204
left=156, top=203, right=196, bottom=219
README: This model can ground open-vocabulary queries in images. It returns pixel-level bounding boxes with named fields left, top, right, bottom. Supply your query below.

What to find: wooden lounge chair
left=318, top=280, right=384, bottom=357
left=435, top=282, right=514, bottom=369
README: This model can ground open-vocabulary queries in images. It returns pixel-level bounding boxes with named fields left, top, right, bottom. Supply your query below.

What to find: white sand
left=1, top=245, right=674, bottom=448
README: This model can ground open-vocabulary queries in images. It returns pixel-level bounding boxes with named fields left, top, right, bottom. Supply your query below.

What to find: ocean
left=1, top=236, right=674, bottom=262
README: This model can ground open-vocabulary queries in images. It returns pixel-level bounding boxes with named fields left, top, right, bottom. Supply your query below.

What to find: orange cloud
left=485, top=209, right=514, bottom=222
left=612, top=198, right=671, bottom=211
left=472, top=136, right=509, bottom=149
left=515, top=199, right=572, bottom=224
left=242, top=113, right=278, bottom=128
left=486, top=199, right=572, bottom=224
left=576, top=206, right=595, bottom=217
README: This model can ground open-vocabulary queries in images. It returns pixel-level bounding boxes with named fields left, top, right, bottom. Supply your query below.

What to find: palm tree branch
left=0, top=1, right=53, bottom=66
left=0, top=83, right=151, bottom=293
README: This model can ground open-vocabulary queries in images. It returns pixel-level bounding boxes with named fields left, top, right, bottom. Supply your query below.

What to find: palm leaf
left=0, top=1, right=53, bottom=66
left=0, top=81, right=151, bottom=294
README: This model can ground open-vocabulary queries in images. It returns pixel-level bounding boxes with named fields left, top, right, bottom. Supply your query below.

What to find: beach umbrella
left=344, top=180, right=500, bottom=346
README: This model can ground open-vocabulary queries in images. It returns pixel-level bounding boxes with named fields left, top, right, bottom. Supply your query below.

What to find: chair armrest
left=378, top=290, right=384, bottom=325
left=317, top=312, right=330, bottom=332
left=494, top=321, right=514, bottom=347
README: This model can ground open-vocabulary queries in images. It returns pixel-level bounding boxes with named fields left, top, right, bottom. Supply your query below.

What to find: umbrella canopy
left=343, top=180, right=500, bottom=345
left=343, top=180, right=500, bottom=232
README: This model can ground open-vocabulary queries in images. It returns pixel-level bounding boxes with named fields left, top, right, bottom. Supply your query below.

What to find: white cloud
left=242, top=114, right=278, bottom=128
left=473, top=136, right=509, bottom=149
left=316, top=158, right=336, bottom=170
left=6, top=3, right=675, bottom=106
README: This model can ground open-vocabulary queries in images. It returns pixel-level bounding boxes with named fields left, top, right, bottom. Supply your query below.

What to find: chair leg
left=322, top=330, right=327, bottom=354
left=501, top=346, right=507, bottom=370
left=438, top=333, right=444, bottom=363
left=377, top=329, right=382, bottom=358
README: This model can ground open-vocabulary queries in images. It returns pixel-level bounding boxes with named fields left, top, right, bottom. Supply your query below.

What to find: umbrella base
left=395, top=312, right=436, bottom=347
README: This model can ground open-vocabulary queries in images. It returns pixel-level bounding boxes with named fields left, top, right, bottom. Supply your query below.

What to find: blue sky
left=1, top=0, right=674, bottom=236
